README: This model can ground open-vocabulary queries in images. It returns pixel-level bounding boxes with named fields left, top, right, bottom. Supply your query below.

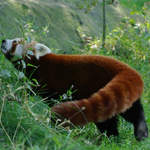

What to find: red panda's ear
left=33, top=43, right=51, bottom=59
left=24, top=41, right=51, bottom=59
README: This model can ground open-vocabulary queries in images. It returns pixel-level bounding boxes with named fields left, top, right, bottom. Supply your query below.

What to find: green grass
left=0, top=0, right=150, bottom=150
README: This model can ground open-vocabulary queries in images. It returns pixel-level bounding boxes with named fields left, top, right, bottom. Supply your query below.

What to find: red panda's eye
left=13, top=40, right=17, bottom=44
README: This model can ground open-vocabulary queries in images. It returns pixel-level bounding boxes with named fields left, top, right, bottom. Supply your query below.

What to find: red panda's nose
left=1, top=39, right=6, bottom=49
left=1, top=39, right=8, bottom=54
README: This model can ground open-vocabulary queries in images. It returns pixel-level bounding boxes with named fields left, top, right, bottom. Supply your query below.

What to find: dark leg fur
left=95, top=99, right=148, bottom=140
left=95, top=116, right=118, bottom=137
left=121, top=99, right=148, bottom=141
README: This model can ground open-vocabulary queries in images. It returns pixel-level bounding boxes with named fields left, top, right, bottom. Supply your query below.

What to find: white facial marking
left=6, top=40, right=13, bottom=51
left=34, top=43, right=51, bottom=59
left=14, top=44, right=24, bottom=57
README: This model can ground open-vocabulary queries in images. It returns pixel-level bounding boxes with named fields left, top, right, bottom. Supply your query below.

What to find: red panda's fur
left=25, top=54, right=143, bottom=126
left=1, top=39, right=148, bottom=140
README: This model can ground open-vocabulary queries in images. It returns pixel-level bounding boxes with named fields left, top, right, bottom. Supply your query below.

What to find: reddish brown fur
left=6, top=52, right=143, bottom=126
left=11, top=41, right=18, bottom=54
left=21, top=54, right=143, bottom=126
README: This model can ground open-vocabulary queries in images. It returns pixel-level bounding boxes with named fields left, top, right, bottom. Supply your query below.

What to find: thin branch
left=102, top=0, right=106, bottom=48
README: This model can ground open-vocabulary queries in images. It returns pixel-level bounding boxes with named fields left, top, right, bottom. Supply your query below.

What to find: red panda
left=1, top=38, right=148, bottom=141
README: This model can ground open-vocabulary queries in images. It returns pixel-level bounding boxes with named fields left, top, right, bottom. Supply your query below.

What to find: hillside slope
left=0, top=0, right=128, bottom=53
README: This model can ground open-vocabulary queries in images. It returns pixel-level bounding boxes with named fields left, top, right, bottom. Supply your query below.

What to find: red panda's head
left=1, top=38, right=51, bottom=61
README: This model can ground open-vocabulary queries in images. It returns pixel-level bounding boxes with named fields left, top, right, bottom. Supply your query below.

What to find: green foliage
left=119, top=0, right=150, bottom=11
left=81, top=7, right=150, bottom=63
left=105, top=17, right=150, bottom=61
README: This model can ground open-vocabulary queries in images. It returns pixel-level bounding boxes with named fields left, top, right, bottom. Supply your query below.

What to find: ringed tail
left=51, top=68, right=143, bottom=126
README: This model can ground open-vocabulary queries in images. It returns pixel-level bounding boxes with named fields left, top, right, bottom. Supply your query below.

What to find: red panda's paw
left=51, top=102, right=78, bottom=127
left=51, top=104, right=73, bottom=128
left=51, top=100, right=91, bottom=126
left=134, top=119, right=148, bottom=141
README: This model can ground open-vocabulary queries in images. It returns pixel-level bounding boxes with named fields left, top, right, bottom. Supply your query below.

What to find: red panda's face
left=1, top=38, right=51, bottom=60
left=1, top=38, right=25, bottom=60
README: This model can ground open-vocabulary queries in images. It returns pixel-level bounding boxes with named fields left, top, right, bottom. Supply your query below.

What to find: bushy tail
left=51, top=69, right=143, bottom=126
